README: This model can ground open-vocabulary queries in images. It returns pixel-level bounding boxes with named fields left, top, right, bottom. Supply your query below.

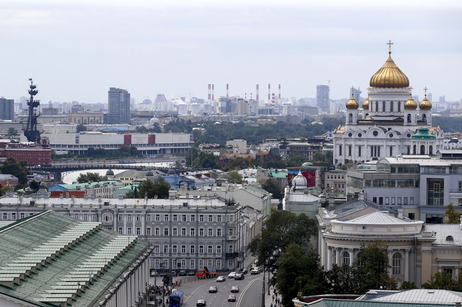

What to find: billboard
left=124, top=134, right=132, bottom=145
left=287, top=169, right=316, bottom=187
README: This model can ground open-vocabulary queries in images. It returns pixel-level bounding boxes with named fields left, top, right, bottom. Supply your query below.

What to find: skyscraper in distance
left=316, top=85, right=330, bottom=113
left=0, top=97, right=14, bottom=120
left=107, top=87, right=130, bottom=124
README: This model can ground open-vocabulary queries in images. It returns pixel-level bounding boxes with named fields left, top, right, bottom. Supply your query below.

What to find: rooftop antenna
left=326, top=79, right=331, bottom=87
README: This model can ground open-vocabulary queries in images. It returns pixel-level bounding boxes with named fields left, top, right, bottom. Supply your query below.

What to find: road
left=153, top=273, right=264, bottom=307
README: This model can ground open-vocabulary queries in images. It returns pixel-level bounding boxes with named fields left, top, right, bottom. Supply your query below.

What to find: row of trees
left=247, top=211, right=408, bottom=307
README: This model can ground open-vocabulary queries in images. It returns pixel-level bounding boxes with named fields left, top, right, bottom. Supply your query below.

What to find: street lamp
left=261, top=268, right=265, bottom=307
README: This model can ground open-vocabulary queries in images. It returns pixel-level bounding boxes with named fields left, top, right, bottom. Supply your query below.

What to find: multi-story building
left=43, top=131, right=193, bottom=156
left=107, top=87, right=131, bottom=124
left=316, top=85, right=330, bottom=113
left=0, top=139, right=51, bottom=166
left=0, top=191, right=250, bottom=272
left=324, top=170, right=347, bottom=193
left=67, top=111, right=104, bottom=125
left=0, top=97, right=14, bottom=120
left=347, top=150, right=462, bottom=223
left=333, top=45, right=444, bottom=166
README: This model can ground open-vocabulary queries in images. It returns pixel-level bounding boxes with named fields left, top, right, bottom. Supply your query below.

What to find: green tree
left=138, top=177, right=171, bottom=199
left=224, top=171, right=243, bottom=184
left=29, top=180, right=40, bottom=192
left=260, top=178, right=283, bottom=200
left=421, top=271, right=456, bottom=290
left=444, top=203, right=461, bottom=223
left=247, top=210, right=317, bottom=273
left=399, top=281, right=418, bottom=290
left=224, top=157, right=248, bottom=171
left=0, top=157, right=28, bottom=184
left=1, top=186, right=12, bottom=196
left=7, top=127, right=18, bottom=136
left=76, top=124, right=87, bottom=133
left=77, top=172, right=107, bottom=183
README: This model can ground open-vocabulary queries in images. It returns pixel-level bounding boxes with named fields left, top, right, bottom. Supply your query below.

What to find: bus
left=169, top=290, right=183, bottom=307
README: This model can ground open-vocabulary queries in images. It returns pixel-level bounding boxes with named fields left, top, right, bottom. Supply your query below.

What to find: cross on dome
left=387, top=40, right=394, bottom=54
left=424, top=87, right=428, bottom=97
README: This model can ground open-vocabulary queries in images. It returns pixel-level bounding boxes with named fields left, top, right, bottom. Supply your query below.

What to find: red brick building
left=0, top=139, right=51, bottom=166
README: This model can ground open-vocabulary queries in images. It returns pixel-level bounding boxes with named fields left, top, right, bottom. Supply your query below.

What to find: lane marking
left=236, top=278, right=258, bottom=307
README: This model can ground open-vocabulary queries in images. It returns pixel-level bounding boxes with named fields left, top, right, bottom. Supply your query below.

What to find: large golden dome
left=346, top=93, right=359, bottom=110
left=362, top=97, right=369, bottom=110
left=369, top=52, right=410, bottom=88
left=404, top=95, right=417, bottom=110
left=419, top=95, right=432, bottom=110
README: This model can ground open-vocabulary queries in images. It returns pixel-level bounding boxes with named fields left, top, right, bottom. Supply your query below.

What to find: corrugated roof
left=369, top=289, right=462, bottom=304
left=346, top=211, right=413, bottom=225
left=425, top=224, right=462, bottom=245
left=304, top=298, right=456, bottom=307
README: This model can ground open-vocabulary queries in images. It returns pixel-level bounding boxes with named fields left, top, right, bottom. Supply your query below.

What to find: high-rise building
left=0, top=97, right=14, bottom=120
left=316, top=85, right=330, bottom=113
left=106, top=87, right=130, bottom=124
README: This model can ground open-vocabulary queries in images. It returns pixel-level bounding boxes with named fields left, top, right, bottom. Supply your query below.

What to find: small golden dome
left=419, top=95, right=432, bottom=110
left=346, top=93, right=359, bottom=110
left=369, top=52, right=410, bottom=88
left=404, top=95, right=417, bottom=110
left=362, top=97, right=369, bottom=110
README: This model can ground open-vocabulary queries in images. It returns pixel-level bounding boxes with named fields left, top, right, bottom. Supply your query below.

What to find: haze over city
left=1, top=0, right=461, bottom=103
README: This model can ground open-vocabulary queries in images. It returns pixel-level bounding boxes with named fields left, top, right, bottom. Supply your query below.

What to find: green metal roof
left=268, top=170, right=288, bottom=179
left=411, top=127, right=436, bottom=139
left=0, top=211, right=152, bottom=307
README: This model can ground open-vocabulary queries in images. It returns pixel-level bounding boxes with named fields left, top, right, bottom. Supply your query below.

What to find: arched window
left=407, top=114, right=411, bottom=123
left=382, top=101, right=386, bottom=112
left=342, top=251, right=350, bottom=265
left=392, top=253, right=402, bottom=275
left=420, top=145, right=425, bottom=155
left=375, top=101, right=378, bottom=112
left=398, top=101, right=401, bottom=112
left=429, top=145, right=433, bottom=155
left=349, top=113, right=353, bottom=123
left=390, top=101, right=394, bottom=112
left=356, top=252, right=364, bottom=267
left=413, top=145, right=416, bottom=154
left=422, top=114, right=427, bottom=122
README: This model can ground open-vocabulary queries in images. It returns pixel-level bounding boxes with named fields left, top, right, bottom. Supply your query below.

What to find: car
left=179, top=270, right=186, bottom=276
left=228, top=272, right=237, bottom=279
left=188, top=270, right=196, bottom=276
left=234, top=273, right=244, bottom=280
left=250, top=268, right=259, bottom=275
left=231, top=286, right=239, bottom=293
left=239, top=268, right=248, bottom=274
left=217, top=276, right=226, bottom=282
left=196, top=299, right=207, bottom=306
left=228, top=294, right=236, bottom=302
left=171, top=270, right=177, bottom=276
left=208, top=285, right=218, bottom=293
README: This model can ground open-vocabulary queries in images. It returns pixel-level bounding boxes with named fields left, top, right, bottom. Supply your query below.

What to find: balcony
left=227, top=235, right=237, bottom=241
left=226, top=252, right=238, bottom=259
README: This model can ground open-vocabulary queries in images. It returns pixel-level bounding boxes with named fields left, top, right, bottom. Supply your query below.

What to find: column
left=388, top=250, right=393, bottom=275
left=327, top=246, right=332, bottom=270
left=349, top=249, right=354, bottom=266
left=336, top=248, right=341, bottom=266
left=404, top=249, right=409, bottom=281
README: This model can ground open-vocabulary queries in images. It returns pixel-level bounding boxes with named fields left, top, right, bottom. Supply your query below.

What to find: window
left=136, top=227, right=141, bottom=235
left=218, top=215, right=222, bottom=222
left=208, top=215, right=213, bottom=222
left=190, top=245, right=195, bottom=254
left=190, top=259, right=195, bottom=269
left=191, top=215, right=195, bottom=222
left=443, top=268, right=454, bottom=278
left=12, top=213, right=16, bottom=220
left=199, top=228, right=204, bottom=236
left=342, top=251, right=350, bottom=265
left=385, top=197, right=389, bottom=205
left=118, top=227, right=123, bottom=234
left=199, top=215, right=204, bottom=222
left=182, top=214, right=187, bottom=221
left=190, top=228, right=195, bottom=236
left=173, top=228, right=178, bottom=236
left=217, top=245, right=222, bottom=254
left=181, top=245, right=186, bottom=254
left=136, top=215, right=140, bottom=221
left=155, top=214, right=160, bottom=221
left=181, top=228, right=186, bottom=236
left=127, top=228, right=132, bottom=235
left=229, top=245, right=233, bottom=253
left=20, top=213, right=24, bottom=219
left=147, top=228, right=151, bottom=235
left=392, top=253, right=402, bottom=275
left=2, top=213, right=8, bottom=220
left=391, top=197, right=395, bottom=205
left=339, top=145, right=342, bottom=156
left=173, top=214, right=178, bottom=221
left=155, top=228, right=160, bottom=236
left=146, top=215, right=151, bottom=222
left=348, top=145, right=352, bottom=156
left=217, top=228, right=222, bottom=236
left=154, top=245, right=160, bottom=253
left=172, top=245, right=177, bottom=253
left=164, top=227, right=169, bottom=236
left=229, top=228, right=234, bottom=235
left=127, top=215, right=132, bottom=222
left=410, top=197, right=414, bottom=205
left=403, top=197, right=408, bottom=205
left=164, top=245, right=169, bottom=253
left=397, top=197, right=402, bottom=205
left=408, top=213, right=415, bottom=220
left=229, top=215, right=234, bottom=222
left=208, top=228, right=213, bottom=236
left=199, top=246, right=204, bottom=254
left=208, top=245, right=213, bottom=254
left=164, top=214, right=169, bottom=221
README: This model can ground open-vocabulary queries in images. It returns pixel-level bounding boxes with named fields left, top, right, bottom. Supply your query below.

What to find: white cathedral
left=333, top=43, right=444, bottom=166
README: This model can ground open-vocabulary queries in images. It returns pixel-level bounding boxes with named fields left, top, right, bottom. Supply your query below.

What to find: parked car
left=208, top=286, right=218, bottom=293
left=196, top=299, right=206, bottom=306
left=234, top=273, right=244, bottom=280
left=228, top=294, right=236, bottom=302
left=250, top=268, right=259, bottom=275
left=217, top=276, right=226, bottom=282
left=228, top=272, right=237, bottom=279
left=188, top=270, right=196, bottom=276
left=239, top=268, right=248, bottom=274
left=231, top=286, right=239, bottom=293
left=171, top=270, right=177, bottom=276
left=179, top=270, right=186, bottom=276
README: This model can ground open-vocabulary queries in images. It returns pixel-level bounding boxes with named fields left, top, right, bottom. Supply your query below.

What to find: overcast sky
left=1, top=0, right=461, bottom=104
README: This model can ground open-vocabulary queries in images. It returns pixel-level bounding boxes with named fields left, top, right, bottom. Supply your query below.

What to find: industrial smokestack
left=208, top=84, right=211, bottom=102
left=226, top=84, right=229, bottom=98
left=268, top=84, right=271, bottom=102
left=212, top=84, right=214, bottom=101
left=278, top=84, right=281, bottom=100
left=256, top=84, right=259, bottom=101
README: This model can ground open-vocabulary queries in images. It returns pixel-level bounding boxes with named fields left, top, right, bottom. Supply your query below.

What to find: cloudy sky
left=1, top=0, right=461, bottom=104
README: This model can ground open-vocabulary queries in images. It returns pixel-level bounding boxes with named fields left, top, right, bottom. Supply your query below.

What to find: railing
left=449, top=189, right=462, bottom=193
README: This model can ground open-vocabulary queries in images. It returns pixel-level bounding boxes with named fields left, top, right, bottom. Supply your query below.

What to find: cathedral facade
left=333, top=44, right=444, bottom=166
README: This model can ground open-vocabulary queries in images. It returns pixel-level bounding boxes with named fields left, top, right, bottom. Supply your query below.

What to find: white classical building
left=333, top=44, right=444, bottom=166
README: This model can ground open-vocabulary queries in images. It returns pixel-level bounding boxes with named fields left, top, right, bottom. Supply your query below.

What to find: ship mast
left=24, top=78, right=41, bottom=142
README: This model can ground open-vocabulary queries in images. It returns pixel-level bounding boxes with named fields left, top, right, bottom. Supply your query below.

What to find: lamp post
left=261, top=268, right=265, bottom=307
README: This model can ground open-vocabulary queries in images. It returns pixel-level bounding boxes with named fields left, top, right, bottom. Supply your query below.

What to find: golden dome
left=362, top=97, right=369, bottom=110
left=419, top=95, right=432, bottom=110
left=369, top=52, right=410, bottom=88
left=346, top=93, right=359, bottom=110
left=404, top=95, right=417, bottom=110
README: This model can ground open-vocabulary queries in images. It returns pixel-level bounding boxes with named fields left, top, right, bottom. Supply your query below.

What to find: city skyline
left=1, top=0, right=461, bottom=103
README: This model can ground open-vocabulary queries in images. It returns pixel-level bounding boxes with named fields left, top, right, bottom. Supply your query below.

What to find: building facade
left=0, top=192, right=248, bottom=273
left=316, top=85, right=330, bottom=113
left=333, top=46, right=444, bottom=166
left=0, top=98, right=14, bottom=120
left=107, top=87, right=131, bottom=124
